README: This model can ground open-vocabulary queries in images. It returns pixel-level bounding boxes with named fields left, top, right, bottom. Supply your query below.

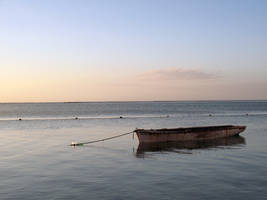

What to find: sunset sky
left=0, top=0, right=267, bottom=102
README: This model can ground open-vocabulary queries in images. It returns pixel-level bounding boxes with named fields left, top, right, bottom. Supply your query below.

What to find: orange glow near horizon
left=1, top=67, right=266, bottom=102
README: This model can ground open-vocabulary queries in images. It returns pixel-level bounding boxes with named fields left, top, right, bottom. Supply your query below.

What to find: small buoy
left=166, top=115, right=169, bottom=118
left=209, top=114, right=212, bottom=117
left=71, top=142, right=78, bottom=146
left=71, top=141, right=83, bottom=146
left=19, top=118, right=22, bottom=121
left=75, top=117, right=78, bottom=120
left=120, top=116, right=123, bottom=119
left=246, top=113, right=249, bottom=116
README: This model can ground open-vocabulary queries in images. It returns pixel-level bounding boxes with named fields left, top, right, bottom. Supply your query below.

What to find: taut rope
left=70, top=131, right=134, bottom=146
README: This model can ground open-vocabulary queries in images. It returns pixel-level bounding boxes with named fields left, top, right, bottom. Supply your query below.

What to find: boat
left=134, top=125, right=246, bottom=143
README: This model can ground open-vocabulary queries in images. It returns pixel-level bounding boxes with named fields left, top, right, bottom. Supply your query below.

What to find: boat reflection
left=136, top=136, right=246, bottom=158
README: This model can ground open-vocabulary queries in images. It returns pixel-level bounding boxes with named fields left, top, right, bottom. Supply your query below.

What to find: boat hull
left=134, top=125, right=246, bottom=143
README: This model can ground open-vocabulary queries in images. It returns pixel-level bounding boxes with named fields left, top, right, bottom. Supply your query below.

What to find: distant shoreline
left=0, top=100, right=267, bottom=104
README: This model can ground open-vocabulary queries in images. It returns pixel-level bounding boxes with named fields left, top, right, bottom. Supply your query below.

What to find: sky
left=0, top=0, right=267, bottom=102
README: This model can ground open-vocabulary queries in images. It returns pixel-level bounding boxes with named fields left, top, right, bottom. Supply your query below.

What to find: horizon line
left=0, top=99, right=267, bottom=104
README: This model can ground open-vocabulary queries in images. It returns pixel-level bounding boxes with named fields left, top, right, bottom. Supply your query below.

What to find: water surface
left=0, top=101, right=267, bottom=199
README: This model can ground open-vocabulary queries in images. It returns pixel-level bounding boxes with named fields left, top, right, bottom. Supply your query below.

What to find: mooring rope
left=71, top=131, right=134, bottom=146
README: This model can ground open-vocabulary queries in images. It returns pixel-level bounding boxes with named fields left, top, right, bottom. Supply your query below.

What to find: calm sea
left=0, top=101, right=267, bottom=200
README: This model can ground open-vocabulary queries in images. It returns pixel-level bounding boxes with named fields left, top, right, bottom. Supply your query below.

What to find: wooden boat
left=134, top=125, right=246, bottom=143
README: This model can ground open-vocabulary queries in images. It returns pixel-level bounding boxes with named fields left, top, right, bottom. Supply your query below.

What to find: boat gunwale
left=134, top=125, right=246, bottom=135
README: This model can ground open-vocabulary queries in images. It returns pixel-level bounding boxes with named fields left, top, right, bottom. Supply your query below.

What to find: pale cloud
left=138, top=68, right=218, bottom=81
